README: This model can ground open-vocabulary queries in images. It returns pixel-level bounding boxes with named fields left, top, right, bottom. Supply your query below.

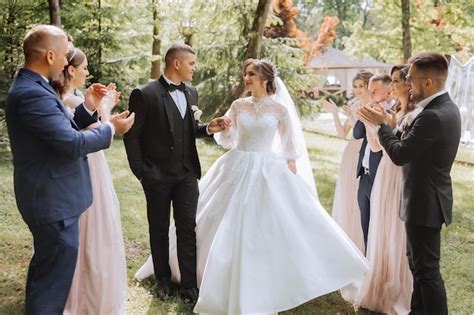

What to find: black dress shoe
left=155, top=278, right=176, bottom=299
left=180, top=287, right=199, bottom=304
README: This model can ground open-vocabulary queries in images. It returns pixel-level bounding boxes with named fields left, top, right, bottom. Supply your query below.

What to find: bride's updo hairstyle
left=53, top=47, right=86, bottom=97
left=242, top=58, right=278, bottom=95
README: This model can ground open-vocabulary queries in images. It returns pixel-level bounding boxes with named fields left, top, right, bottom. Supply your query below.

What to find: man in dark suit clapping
left=358, top=52, right=461, bottom=315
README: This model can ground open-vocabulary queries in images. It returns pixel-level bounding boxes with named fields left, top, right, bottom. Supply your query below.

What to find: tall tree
left=48, top=0, right=61, bottom=26
left=401, top=0, right=412, bottom=62
left=244, top=0, right=273, bottom=59
left=150, top=0, right=161, bottom=79
left=213, top=0, right=272, bottom=117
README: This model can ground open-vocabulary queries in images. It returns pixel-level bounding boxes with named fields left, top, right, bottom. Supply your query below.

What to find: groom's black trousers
left=142, top=169, right=199, bottom=289
left=405, top=223, right=447, bottom=315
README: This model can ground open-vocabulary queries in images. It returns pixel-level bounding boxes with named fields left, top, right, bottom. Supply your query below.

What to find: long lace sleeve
left=214, top=100, right=239, bottom=149
left=275, top=106, right=302, bottom=160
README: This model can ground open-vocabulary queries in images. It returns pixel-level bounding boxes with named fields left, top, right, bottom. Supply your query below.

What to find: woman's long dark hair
left=390, top=64, right=415, bottom=112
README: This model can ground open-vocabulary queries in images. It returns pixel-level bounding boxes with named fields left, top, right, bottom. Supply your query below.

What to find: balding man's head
left=23, top=25, right=67, bottom=62
left=23, top=25, right=69, bottom=81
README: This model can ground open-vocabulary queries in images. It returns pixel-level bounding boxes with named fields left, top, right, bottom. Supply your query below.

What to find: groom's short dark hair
left=165, top=43, right=195, bottom=68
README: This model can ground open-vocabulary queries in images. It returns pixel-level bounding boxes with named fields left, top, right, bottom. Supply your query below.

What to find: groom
left=359, top=52, right=461, bottom=315
left=124, top=43, right=230, bottom=302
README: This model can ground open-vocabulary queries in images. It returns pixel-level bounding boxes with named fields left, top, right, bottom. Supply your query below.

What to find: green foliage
left=261, top=36, right=319, bottom=115
left=0, top=0, right=49, bottom=150
left=61, top=0, right=153, bottom=112
left=343, top=0, right=474, bottom=63
left=0, top=1, right=49, bottom=108
left=189, top=0, right=258, bottom=117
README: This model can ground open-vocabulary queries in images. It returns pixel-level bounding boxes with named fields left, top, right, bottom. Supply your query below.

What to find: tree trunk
left=150, top=0, right=161, bottom=79
left=213, top=0, right=272, bottom=117
left=362, top=0, right=370, bottom=28
left=48, top=0, right=61, bottom=26
left=401, top=0, right=412, bottom=63
left=97, top=0, right=102, bottom=81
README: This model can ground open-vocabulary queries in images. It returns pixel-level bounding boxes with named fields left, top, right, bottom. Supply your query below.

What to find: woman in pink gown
left=54, top=48, right=127, bottom=315
left=321, top=70, right=373, bottom=256
left=354, top=65, right=419, bottom=314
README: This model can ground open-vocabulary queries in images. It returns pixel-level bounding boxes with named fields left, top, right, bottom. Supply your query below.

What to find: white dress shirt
left=417, top=90, right=447, bottom=110
left=163, top=74, right=188, bottom=119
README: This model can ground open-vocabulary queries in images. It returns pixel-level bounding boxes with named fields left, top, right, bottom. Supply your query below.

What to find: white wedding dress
left=136, top=83, right=368, bottom=314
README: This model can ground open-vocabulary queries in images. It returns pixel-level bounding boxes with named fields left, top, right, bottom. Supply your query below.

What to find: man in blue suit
left=6, top=25, right=134, bottom=314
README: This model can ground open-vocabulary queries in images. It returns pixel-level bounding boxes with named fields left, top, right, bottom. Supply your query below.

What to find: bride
left=136, top=59, right=368, bottom=314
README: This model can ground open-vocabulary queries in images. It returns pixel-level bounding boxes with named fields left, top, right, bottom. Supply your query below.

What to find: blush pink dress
left=331, top=118, right=365, bottom=254
left=63, top=93, right=127, bottom=315
left=343, top=110, right=422, bottom=314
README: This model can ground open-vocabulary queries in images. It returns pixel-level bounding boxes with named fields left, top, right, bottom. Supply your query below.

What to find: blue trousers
left=25, top=216, right=79, bottom=315
left=357, top=173, right=374, bottom=251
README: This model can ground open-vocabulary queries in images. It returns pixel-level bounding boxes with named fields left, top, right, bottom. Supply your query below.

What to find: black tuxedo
left=353, top=120, right=383, bottom=248
left=378, top=92, right=461, bottom=315
left=124, top=75, right=211, bottom=289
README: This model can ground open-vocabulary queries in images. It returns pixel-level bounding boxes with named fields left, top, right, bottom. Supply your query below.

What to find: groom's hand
left=208, top=116, right=232, bottom=133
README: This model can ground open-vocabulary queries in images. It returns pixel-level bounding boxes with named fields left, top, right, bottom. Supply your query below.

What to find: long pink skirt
left=344, top=153, right=413, bottom=314
left=331, top=138, right=365, bottom=253
left=64, top=151, right=127, bottom=315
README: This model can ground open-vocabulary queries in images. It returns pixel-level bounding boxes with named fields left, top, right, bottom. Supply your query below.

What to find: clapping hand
left=357, top=104, right=387, bottom=127
left=109, top=111, right=135, bottom=136
left=98, top=83, right=121, bottom=121
left=84, top=83, right=107, bottom=112
left=208, top=116, right=232, bottom=133
left=321, top=99, right=338, bottom=114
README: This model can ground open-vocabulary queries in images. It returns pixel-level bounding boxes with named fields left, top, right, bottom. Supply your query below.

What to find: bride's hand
left=287, top=160, right=297, bottom=174
left=98, top=84, right=121, bottom=120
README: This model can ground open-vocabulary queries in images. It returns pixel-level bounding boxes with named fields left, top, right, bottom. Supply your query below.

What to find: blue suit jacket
left=6, top=68, right=112, bottom=227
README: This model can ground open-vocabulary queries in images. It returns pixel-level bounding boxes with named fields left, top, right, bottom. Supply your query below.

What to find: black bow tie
left=169, top=82, right=186, bottom=92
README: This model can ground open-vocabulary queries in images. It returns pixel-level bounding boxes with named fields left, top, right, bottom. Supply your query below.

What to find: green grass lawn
left=1, top=133, right=473, bottom=314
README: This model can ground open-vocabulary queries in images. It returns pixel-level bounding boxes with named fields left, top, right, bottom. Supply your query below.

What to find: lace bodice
left=215, top=96, right=300, bottom=160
